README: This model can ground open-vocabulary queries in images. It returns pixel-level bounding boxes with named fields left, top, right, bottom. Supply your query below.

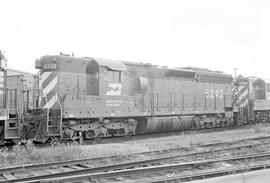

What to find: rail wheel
left=50, top=136, right=61, bottom=146
left=261, top=115, right=267, bottom=123
left=84, top=130, right=95, bottom=139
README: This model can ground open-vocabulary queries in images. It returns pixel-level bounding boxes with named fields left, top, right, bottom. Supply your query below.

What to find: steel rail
left=135, top=163, right=270, bottom=183
left=0, top=136, right=267, bottom=176
left=1, top=134, right=269, bottom=174
left=36, top=153, right=270, bottom=183
left=5, top=150, right=270, bottom=183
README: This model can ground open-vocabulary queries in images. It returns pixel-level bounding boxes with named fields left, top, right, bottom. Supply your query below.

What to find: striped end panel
left=235, top=85, right=249, bottom=119
left=39, top=71, right=58, bottom=109
left=236, top=85, right=249, bottom=108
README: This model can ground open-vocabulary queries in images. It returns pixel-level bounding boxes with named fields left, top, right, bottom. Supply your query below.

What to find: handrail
left=43, top=95, right=49, bottom=133
left=56, top=93, right=63, bottom=133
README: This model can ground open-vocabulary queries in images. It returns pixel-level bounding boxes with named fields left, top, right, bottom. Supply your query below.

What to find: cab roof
left=89, top=57, right=127, bottom=71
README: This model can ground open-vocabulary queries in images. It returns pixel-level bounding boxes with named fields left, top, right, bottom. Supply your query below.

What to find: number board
left=205, top=89, right=224, bottom=99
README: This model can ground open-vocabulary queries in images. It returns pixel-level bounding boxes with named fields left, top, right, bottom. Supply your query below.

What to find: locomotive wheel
left=50, top=137, right=61, bottom=146
left=11, top=139, right=21, bottom=145
left=37, top=136, right=49, bottom=143
left=85, top=130, right=95, bottom=139
left=261, top=115, right=267, bottom=123
left=63, top=128, right=75, bottom=139
left=119, top=128, right=125, bottom=135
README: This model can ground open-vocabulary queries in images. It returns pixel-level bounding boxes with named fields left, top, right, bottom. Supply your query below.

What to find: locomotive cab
left=250, top=78, right=266, bottom=100
left=250, top=77, right=270, bottom=122
left=86, top=58, right=127, bottom=96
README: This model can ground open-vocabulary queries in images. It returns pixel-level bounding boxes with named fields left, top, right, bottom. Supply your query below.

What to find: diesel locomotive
left=22, top=55, right=235, bottom=142
left=234, top=76, right=270, bottom=123
left=0, top=51, right=38, bottom=144
left=2, top=54, right=270, bottom=144
left=0, top=51, right=8, bottom=144
left=1, top=68, right=39, bottom=144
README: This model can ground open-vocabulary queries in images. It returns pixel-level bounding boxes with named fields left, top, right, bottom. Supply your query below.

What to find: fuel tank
left=136, top=116, right=196, bottom=134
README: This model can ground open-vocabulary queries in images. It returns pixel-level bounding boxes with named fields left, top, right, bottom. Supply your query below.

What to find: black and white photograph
left=1, top=0, right=270, bottom=182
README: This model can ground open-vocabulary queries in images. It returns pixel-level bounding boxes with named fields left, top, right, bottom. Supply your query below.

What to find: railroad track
left=139, top=164, right=270, bottom=183
left=26, top=151, right=270, bottom=183
left=1, top=135, right=270, bottom=183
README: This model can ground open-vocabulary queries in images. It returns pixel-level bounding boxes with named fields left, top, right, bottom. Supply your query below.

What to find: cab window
left=267, top=83, right=270, bottom=92
left=43, top=63, right=57, bottom=70
left=105, top=70, right=122, bottom=83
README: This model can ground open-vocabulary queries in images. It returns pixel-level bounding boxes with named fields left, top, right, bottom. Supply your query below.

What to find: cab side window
left=105, top=70, right=122, bottom=83
left=267, top=83, right=270, bottom=92
left=43, top=63, right=57, bottom=70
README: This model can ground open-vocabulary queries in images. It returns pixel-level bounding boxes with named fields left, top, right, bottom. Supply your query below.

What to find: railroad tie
left=1, top=173, right=17, bottom=180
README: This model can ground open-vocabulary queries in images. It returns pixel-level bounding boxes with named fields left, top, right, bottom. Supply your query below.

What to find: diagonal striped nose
left=39, top=71, right=58, bottom=109
left=236, top=86, right=249, bottom=107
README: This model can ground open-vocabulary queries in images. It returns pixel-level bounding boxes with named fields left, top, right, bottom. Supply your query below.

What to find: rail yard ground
left=1, top=123, right=270, bottom=169
left=2, top=124, right=270, bottom=182
left=128, top=123, right=270, bottom=150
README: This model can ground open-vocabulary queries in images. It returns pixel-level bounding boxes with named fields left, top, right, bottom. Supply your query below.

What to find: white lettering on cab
left=106, top=83, right=122, bottom=95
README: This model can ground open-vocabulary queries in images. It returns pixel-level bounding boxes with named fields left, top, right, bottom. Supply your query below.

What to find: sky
left=0, top=0, right=270, bottom=78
